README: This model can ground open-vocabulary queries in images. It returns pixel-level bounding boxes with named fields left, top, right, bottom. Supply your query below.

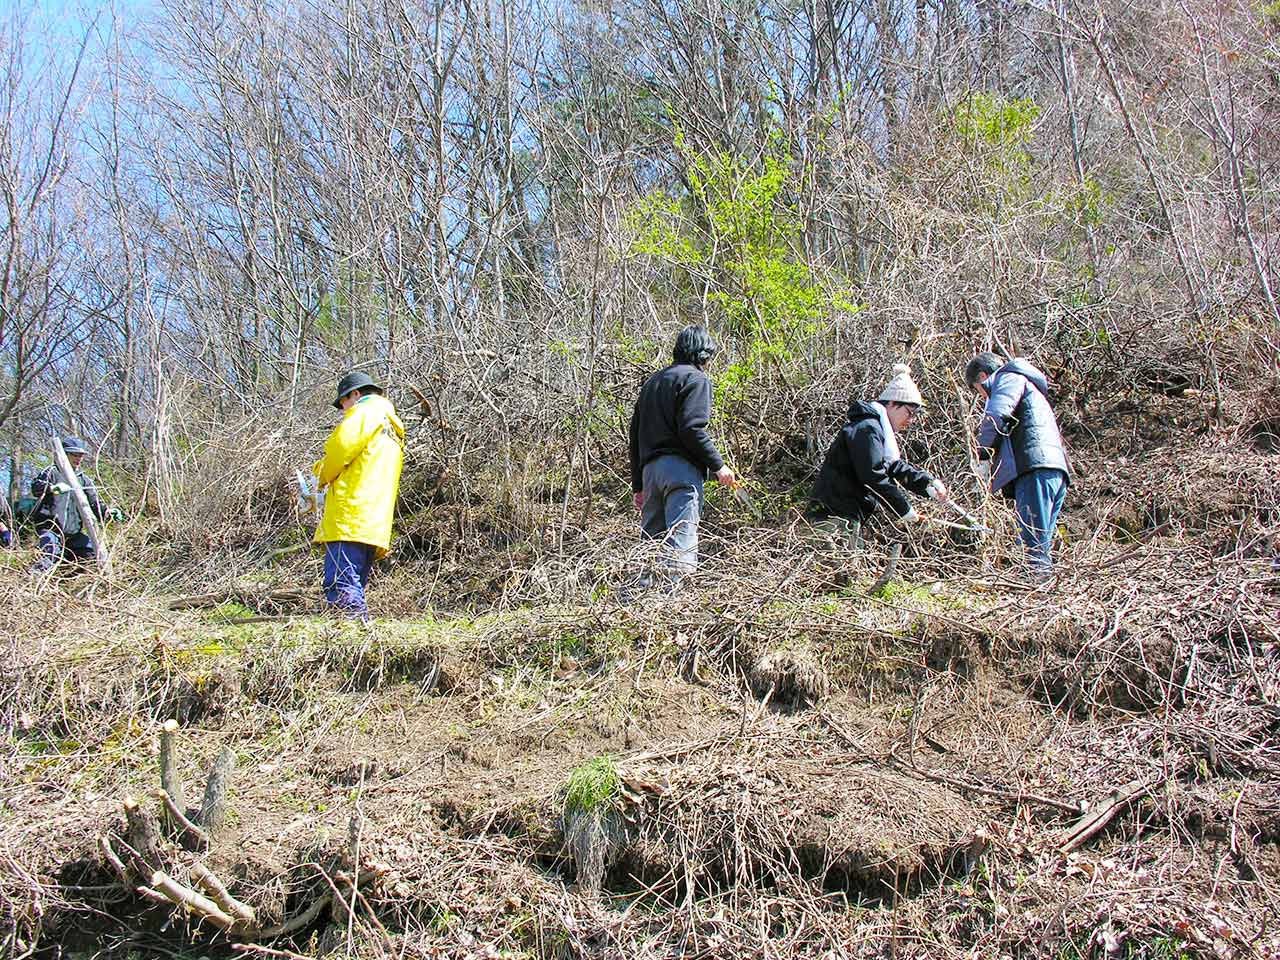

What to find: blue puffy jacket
left=976, top=359, right=1071, bottom=495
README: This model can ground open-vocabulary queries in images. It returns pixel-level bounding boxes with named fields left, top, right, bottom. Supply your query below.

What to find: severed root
left=249, top=892, right=333, bottom=940
left=191, top=862, right=255, bottom=924
left=98, top=834, right=131, bottom=885
left=150, top=870, right=236, bottom=929
left=152, top=788, right=210, bottom=851
left=749, top=649, right=829, bottom=710
left=139, top=860, right=384, bottom=942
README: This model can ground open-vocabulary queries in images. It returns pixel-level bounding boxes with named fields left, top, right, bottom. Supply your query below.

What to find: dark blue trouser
left=1012, top=469, right=1068, bottom=574
left=36, top=529, right=95, bottom=571
left=323, top=541, right=375, bottom=619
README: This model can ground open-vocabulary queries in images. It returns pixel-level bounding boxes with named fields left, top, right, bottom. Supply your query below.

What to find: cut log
left=122, top=796, right=162, bottom=868
left=1059, top=778, right=1150, bottom=853
left=150, top=870, right=235, bottom=929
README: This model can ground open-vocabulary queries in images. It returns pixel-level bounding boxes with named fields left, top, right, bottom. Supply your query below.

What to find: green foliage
left=624, top=192, right=702, bottom=263
left=950, top=92, right=1042, bottom=213
left=954, top=92, right=1040, bottom=153
left=621, top=123, right=857, bottom=404
left=1067, top=177, right=1109, bottom=229
left=425, top=902, right=460, bottom=934
left=1058, top=931, right=1192, bottom=960
left=1125, top=936, right=1192, bottom=960
left=205, top=600, right=255, bottom=622
left=613, top=327, right=660, bottom=367
left=564, top=755, right=621, bottom=815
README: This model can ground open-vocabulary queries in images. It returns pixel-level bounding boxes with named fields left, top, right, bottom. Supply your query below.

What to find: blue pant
left=1012, top=469, right=1068, bottom=574
left=323, top=541, right=375, bottom=619
left=36, top=529, right=95, bottom=571
left=640, top=455, right=704, bottom=575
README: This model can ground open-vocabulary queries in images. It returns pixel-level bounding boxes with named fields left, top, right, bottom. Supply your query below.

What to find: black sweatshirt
left=628, top=363, right=725, bottom=492
left=810, top=401, right=934, bottom=521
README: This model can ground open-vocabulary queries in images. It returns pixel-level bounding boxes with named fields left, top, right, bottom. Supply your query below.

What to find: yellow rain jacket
left=312, top=394, right=405, bottom=556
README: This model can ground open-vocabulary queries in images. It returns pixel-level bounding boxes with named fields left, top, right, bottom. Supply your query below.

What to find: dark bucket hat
left=332, top=371, right=384, bottom=409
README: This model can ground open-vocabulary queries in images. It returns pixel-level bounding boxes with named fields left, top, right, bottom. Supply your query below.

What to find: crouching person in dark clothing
left=807, top=364, right=945, bottom=549
left=628, top=324, right=737, bottom=591
left=964, top=352, right=1071, bottom=578
left=30, top=438, right=109, bottom=571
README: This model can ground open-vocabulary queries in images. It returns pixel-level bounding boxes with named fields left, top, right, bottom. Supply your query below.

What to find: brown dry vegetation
left=1, top=386, right=1276, bottom=960
left=2, top=0, right=1280, bottom=955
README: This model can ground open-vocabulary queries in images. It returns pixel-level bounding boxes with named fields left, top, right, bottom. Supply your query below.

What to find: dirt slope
left=1, top=414, right=1277, bottom=960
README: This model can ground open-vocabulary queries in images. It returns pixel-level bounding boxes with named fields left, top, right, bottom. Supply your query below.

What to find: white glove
left=51, top=482, right=71, bottom=495
left=927, top=480, right=947, bottom=501
left=901, top=507, right=924, bottom=523
left=972, top=461, right=991, bottom=482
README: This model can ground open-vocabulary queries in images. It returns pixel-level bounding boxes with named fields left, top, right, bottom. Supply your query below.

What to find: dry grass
left=0, top=395, right=1277, bottom=959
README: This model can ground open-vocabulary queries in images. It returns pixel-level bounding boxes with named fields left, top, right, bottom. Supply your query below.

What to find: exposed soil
left=2, top=418, right=1278, bottom=960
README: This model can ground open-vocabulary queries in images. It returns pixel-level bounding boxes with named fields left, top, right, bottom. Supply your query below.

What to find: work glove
left=106, top=508, right=126, bottom=523
left=51, top=482, right=71, bottom=495
left=926, top=480, right=948, bottom=501
left=901, top=507, right=925, bottom=524
left=972, top=461, right=991, bottom=483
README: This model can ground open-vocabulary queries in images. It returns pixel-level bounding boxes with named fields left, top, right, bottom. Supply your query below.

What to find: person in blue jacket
left=964, top=352, right=1071, bottom=577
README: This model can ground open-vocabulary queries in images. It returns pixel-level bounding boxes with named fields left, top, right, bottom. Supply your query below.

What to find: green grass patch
left=564, top=756, right=621, bottom=815
left=203, top=600, right=255, bottom=622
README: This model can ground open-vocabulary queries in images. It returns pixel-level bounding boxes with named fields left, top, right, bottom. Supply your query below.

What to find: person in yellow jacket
left=313, top=371, right=405, bottom=619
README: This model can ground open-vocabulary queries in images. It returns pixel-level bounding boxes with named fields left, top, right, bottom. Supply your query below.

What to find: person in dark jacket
left=964, top=352, right=1071, bottom=576
left=30, top=438, right=110, bottom=571
left=808, top=363, right=946, bottom=547
left=628, top=324, right=737, bottom=585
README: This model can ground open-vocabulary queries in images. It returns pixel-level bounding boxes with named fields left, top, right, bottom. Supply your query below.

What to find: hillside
left=2, top=392, right=1276, bottom=960
left=3, top=1, right=1280, bottom=952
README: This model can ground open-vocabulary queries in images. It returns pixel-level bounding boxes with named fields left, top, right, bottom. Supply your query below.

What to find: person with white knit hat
left=806, top=362, right=947, bottom=548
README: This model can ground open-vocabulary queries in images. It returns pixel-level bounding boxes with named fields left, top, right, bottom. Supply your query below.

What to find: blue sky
left=0, top=0, right=153, bottom=56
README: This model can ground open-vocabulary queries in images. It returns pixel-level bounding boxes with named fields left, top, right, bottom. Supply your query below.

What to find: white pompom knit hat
left=877, top=363, right=925, bottom=407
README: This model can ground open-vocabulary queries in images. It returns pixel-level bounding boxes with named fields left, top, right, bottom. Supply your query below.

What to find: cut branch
left=152, top=788, right=209, bottom=851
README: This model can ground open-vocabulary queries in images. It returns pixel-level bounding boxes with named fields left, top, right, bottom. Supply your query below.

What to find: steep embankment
left=1, top=412, right=1277, bottom=960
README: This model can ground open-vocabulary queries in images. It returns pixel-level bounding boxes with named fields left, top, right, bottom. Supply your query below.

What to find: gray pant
left=803, top=515, right=863, bottom=551
left=640, top=455, right=704, bottom=575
